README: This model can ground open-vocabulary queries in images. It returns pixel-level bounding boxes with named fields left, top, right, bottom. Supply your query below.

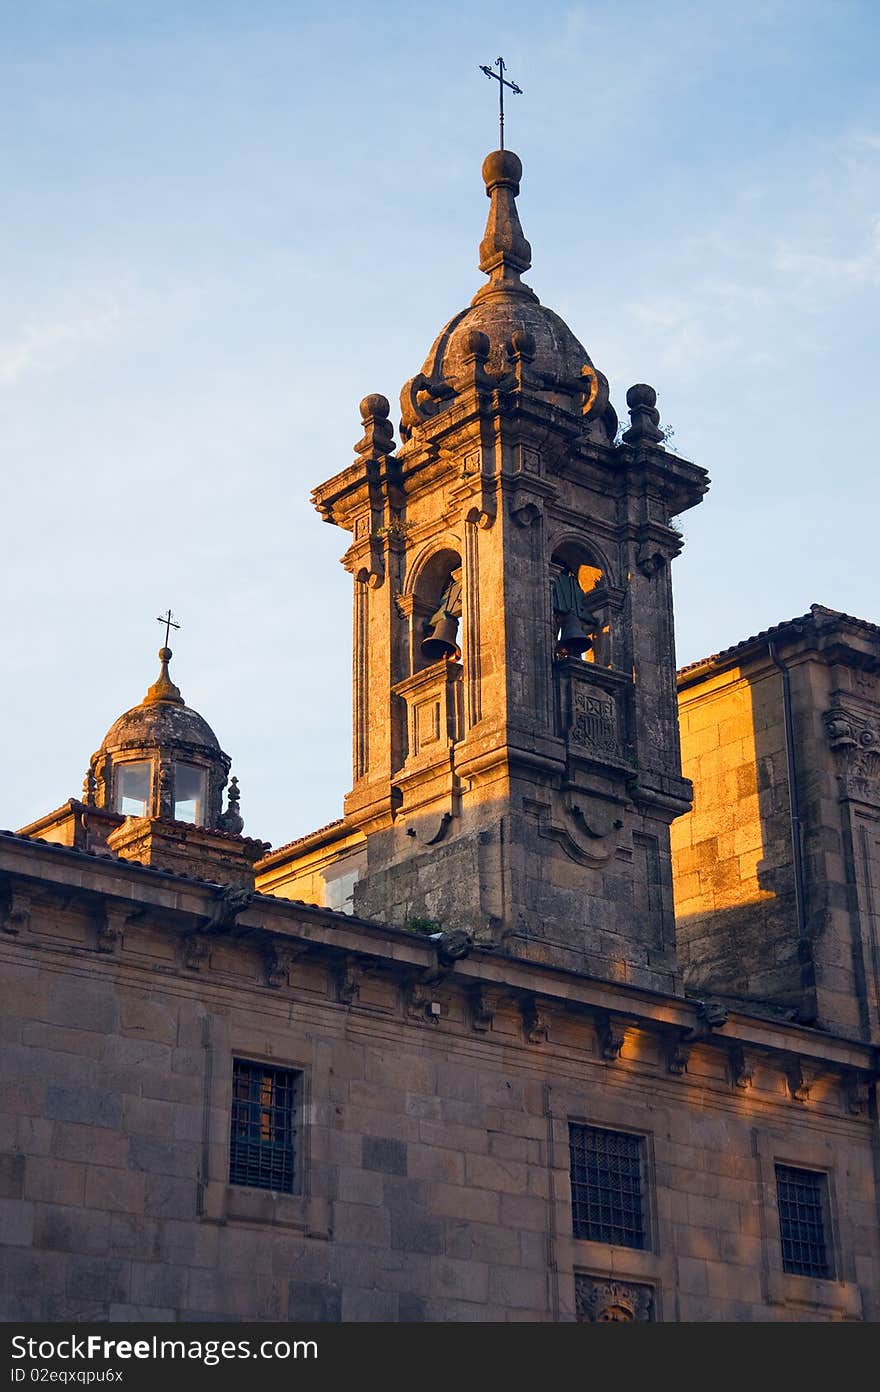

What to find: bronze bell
left=557, top=612, right=592, bottom=658
left=421, top=613, right=460, bottom=661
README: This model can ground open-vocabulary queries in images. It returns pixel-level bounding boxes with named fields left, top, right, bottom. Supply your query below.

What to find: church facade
left=1, top=149, right=878, bottom=1323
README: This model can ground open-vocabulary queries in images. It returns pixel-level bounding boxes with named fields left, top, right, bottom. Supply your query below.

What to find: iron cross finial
left=479, top=57, right=523, bottom=151
left=156, top=608, right=181, bottom=648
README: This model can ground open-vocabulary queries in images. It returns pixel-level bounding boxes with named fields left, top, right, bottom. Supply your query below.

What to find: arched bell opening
left=410, top=547, right=464, bottom=675
left=550, top=541, right=611, bottom=665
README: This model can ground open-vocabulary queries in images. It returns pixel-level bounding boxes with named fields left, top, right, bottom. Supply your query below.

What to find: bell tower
left=303, top=149, right=708, bottom=989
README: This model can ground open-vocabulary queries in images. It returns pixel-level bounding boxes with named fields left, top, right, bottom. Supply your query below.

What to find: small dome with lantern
left=86, top=644, right=241, bottom=834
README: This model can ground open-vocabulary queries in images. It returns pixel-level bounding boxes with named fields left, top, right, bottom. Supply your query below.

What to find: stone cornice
left=2, top=831, right=875, bottom=1079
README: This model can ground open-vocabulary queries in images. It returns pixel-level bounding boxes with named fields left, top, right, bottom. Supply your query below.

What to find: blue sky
left=4, top=0, right=879, bottom=847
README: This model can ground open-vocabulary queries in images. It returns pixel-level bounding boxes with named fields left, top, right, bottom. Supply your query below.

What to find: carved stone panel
left=571, top=688, right=619, bottom=756
left=575, top=1275, right=655, bottom=1323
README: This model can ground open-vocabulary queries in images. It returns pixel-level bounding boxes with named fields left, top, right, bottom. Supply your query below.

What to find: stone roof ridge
left=676, top=602, right=880, bottom=679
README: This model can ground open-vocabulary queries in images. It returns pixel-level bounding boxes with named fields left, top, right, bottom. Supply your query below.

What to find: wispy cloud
left=0, top=296, right=123, bottom=387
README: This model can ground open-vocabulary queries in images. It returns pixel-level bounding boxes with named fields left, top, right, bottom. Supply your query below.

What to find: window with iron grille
left=775, top=1164, right=832, bottom=1279
left=569, top=1123, right=647, bottom=1249
left=229, top=1059, right=299, bottom=1193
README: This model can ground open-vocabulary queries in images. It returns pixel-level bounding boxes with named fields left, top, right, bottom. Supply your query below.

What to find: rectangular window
left=775, top=1164, right=832, bottom=1278
left=569, top=1123, right=647, bottom=1249
left=174, top=762, right=207, bottom=825
left=229, top=1059, right=298, bottom=1193
left=116, top=761, right=151, bottom=817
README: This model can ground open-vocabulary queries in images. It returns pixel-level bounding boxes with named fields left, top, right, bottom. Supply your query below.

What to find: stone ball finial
left=482, top=149, right=523, bottom=192
left=626, top=383, right=657, bottom=410
left=360, top=393, right=390, bottom=422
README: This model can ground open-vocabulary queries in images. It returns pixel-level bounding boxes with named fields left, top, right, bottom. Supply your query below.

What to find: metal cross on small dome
left=479, top=57, right=523, bottom=151
left=156, top=608, right=181, bottom=648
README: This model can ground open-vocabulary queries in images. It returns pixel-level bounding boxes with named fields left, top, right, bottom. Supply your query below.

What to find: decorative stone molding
left=845, top=1070, right=871, bottom=1116
left=666, top=1036, right=690, bottom=1076
left=729, top=1045, right=754, bottom=1091
left=264, top=942, right=303, bottom=989
left=522, top=997, right=549, bottom=1044
left=0, top=879, right=31, bottom=936
left=336, top=956, right=366, bottom=1006
left=96, top=904, right=128, bottom=955
left=824, top=702, right=880, bottom=804
left=575, top=1275, right=654, bottom=1323
left=784, top=1057, right=812, bottom=1102
left=405, top=981, right=442, bottom=1025
left=182, top=934, right=211, bottom=972
left=470, top=985, right=494, bottom=1033
left=595, top=1011, right=625, bottom=1061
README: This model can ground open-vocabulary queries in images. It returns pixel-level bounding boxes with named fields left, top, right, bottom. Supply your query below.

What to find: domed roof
left=97, top=648, right=226, bottom=761
left=101, top=698, right=222, bottom=757
left=419, top=296, right=594, bottom=398
left=400, top=150, right=615, bottom=441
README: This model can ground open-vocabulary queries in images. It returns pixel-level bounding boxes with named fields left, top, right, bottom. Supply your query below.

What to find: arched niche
left=550, top=539, right=612, bottom=666
left=406, top=545, right=463, bottom=674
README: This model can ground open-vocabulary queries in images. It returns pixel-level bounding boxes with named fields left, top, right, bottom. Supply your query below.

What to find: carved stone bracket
left=0, top=879, right=31, bottom=936
left=182, top=934, right=211, bottom=972
left=96, top=904, right=129, bottom=955
left=666, top=1035, right=690, bottom=1076
left=264, top=942, right=307, bottom=989
left=522, top=997, right=549, bottom=1045
left=470, top=985, right=494, bottom=1033
left=595, top=1011, right=625, bottom=1061
left=785, top=1057, right=812, bottom=1102
left=845, top=1070, right=871, bottom=1116
left=336, top=955, right=370, bottom=1006
left=728, top=1045, right=754, bottom=1091
left=406, top=981, right=442, bottom=1025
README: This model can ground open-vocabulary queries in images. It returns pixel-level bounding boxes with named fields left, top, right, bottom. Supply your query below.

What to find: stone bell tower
left=302, top=149, right=708, bottom=990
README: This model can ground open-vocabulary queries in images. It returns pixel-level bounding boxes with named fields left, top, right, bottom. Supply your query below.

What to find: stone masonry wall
left=0, top=872, right=877, bottom=1323
left=672, top=661, right=799, bottom=1006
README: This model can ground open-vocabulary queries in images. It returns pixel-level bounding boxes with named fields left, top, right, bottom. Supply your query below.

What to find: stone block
left=45, top=1085, right=122, bottom=1131
left=123, top=1097, right=176, bottom=1139
left=389, top=1207, right=444, bottom=1256
left=129, top=1136, right=199, bottom=1179
left=431, top=1182, right=500, bottom=1224
left=429, top=1256, right=489, bottom=1303
left=143, top=1174, right=197, bottom=1220
left=34, top=1202, right=111, bottom=1255
left=120, top=995, right=178, bottom=1045
left=46, top=983, right=118, bottom=1034
left=108, top=1213, right=161, bottom=1261
left=129, top=1259, right=188, bottom=1309
left=24, top=1156, right=85, bottom=1206
left=0, top=1152, right=25, bottom=1198
left=84, top=1165, right=146, bottom=1214
left=65, top=1255, right=130, bottom=1305
left=465, top=1152, right=529, bottom=1194
left=342, top=1287, right=400, bottom=1321
left=288, top=1281, right=342, bottom=1321
left=332, top=1201, right=390, bottom=1247
left=52, top=1122, right=129, bottom=1168
left=444, top=1219, right=519, bottom=1265
left=407, top=1145, right=465, bottom=1185
left=499, top=1191, right=547, bottom=1233
left=336, top=1167, right=384, bottom=1207
left=362, top=1135, right=407, bottom=1176
left=0, top=1196, right=34, bottom=1245
left=488, top=1263, right=548, bottom=1310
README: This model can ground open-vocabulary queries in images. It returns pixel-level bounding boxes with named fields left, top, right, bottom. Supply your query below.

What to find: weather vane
left=479, top=57, right=522, bottom=151
left=156, top=609, right=181, bottom=648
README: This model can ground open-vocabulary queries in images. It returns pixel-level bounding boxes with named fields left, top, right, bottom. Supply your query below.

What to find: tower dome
left=400, top=150, right=617, bottom=442
left=86, top=646, right=234, bottom=830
